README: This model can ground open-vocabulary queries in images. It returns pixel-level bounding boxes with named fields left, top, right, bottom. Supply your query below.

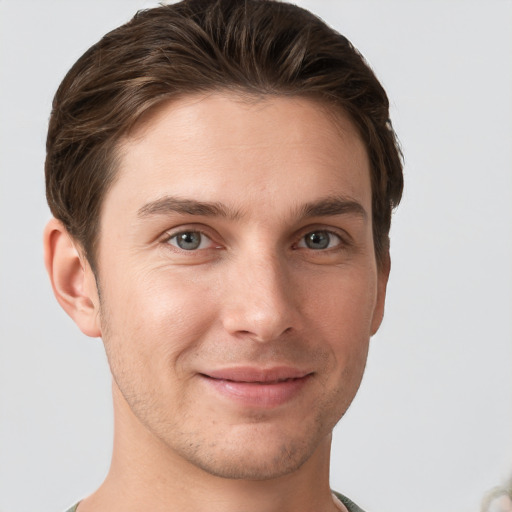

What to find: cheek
left=307, top=267, right=378, bottom=335
left=100, top=266, right=219, bottom=367
left=304, top=267, right=376, bottom=374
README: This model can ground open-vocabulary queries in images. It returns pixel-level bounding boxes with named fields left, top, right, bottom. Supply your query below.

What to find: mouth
left=199, top=367, right=313, bottom=408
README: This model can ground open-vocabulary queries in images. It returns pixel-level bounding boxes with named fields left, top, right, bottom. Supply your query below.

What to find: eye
left=297, top=230, right=342, bottom=250
left=167, top=231, right=214, bottom=251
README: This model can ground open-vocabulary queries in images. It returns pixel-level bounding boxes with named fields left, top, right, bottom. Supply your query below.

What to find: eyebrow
left=297, top=196, right=367, bottom=220
left=137, top=197, right=242, bottom=220
left=137, top=195, right=367, bottom=221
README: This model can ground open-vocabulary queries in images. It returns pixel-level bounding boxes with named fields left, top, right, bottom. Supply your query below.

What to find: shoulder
left=333, top=491, right=367, bottom=512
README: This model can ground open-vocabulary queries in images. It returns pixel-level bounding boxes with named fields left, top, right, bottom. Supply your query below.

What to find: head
left=44, top=0, right=403, bottom=482
left=45, top=0, right=402, bottom=274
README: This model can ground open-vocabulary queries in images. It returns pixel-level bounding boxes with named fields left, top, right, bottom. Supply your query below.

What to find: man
left=43, top=1, right=403, bottom=511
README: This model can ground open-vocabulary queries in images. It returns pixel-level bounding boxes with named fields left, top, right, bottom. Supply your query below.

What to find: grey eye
left=170, top=231, right=204, bottom=250
left=301, top=230, right=341, bottom=250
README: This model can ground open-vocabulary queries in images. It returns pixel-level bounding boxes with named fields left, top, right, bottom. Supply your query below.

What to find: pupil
left=306, top=231, right=329, bottom=250
left=177, top=232, right=201, bottom=250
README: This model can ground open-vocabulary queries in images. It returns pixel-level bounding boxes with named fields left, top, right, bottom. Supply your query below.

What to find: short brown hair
left=45, top=0, right=403, bottom=271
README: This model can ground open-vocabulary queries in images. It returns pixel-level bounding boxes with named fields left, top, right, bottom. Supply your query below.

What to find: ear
left=371, top=251, right=390, bottom=336
left=43, top=218, right=101, bottom=337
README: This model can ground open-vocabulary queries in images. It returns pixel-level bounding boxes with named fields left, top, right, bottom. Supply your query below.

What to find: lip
left=199, top=366, right=313, bottom=408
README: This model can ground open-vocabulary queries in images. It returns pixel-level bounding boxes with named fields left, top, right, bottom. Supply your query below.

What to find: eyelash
left=163, top=229, right=218, bottom=252
left=162, top=227, right=348, bottom=254
left=294, top=230, right=343, bottom=251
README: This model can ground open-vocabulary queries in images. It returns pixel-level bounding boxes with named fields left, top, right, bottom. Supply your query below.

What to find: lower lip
left=201, top=375, right=312, bottom=408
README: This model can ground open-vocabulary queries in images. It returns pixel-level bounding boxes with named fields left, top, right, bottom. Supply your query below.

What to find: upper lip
left=202, top=366, right=312, bottom=383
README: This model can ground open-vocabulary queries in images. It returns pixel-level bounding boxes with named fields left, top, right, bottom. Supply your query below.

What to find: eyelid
left=294, top=225, right=351, bottom=247
left=158, top=223, right=352, bottom=253
left=168, top=231, right=213, bottom=250
left=161, top=225, right=222, bottom=251
left=295, top=230, right=342, bottom=250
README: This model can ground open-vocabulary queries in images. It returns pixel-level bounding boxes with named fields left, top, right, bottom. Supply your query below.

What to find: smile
left=199, top=367, right=313, bottom=408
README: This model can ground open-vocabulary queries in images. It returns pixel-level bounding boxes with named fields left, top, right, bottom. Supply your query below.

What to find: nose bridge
left=222, top=248, right=299, bottom=342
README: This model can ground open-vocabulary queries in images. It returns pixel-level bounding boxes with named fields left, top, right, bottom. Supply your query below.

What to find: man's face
left=93, top=93, right=387, bottom=479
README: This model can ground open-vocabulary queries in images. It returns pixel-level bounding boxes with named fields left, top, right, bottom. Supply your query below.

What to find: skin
left=45, top=93, right=389, bottom=512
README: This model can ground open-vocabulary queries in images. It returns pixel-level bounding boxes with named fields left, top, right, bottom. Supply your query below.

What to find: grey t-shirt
left=334, top=491, right=367, bottom=512
left=65, top=492, right=366, bottom=512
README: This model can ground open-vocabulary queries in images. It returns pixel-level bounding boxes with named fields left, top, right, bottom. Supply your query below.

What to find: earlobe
left=371, top=252, right=391, bottom=336
left=43, top=218, right=101, bottom=338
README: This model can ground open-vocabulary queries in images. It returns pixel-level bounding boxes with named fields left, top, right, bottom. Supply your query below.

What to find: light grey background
left=1, top=1, right=511, bottom=511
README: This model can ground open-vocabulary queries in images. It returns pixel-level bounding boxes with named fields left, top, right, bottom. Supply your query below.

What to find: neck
left=79, top=382, right=340, bottom=512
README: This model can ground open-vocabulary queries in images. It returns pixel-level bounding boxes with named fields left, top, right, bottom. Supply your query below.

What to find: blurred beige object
left=482, top=479, right=512, bottom=512
left=488, top=495, right=512, bottom=512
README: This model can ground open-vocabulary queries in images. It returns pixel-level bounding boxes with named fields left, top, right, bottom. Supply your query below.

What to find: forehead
left=107, top=92, right=371, bottom=220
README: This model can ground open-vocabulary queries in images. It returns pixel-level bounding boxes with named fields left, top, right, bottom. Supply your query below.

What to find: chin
left=186, top=443, right=313, bottom=481
left=168, top=421, right=331, bottom=481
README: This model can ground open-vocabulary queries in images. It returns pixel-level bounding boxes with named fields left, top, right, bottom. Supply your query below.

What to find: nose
left=221, top=253, right=301, bottom=343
